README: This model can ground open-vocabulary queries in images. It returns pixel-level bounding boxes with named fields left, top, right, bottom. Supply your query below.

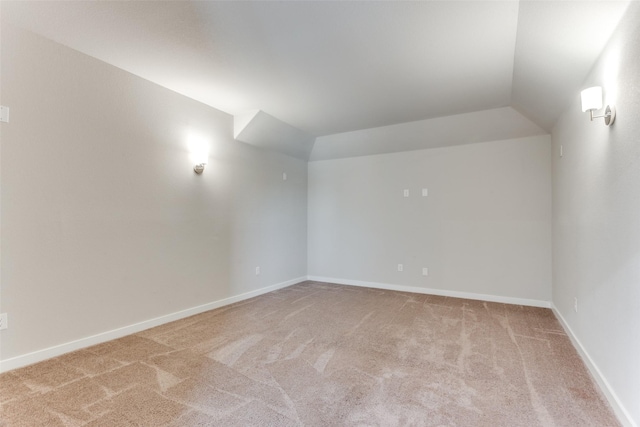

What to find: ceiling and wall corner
left=234, top=110, right=315, bottom=161
left=511, top=0, right=630, bottom=131
left=0, top=1, right=631, bottom=161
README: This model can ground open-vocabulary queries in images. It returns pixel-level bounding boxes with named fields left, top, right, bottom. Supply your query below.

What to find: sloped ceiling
left=1, top=0, right=631, bottom=159
left=310, top=107, right=546, bottom=161
left=234, top=110, right=315, bottom=161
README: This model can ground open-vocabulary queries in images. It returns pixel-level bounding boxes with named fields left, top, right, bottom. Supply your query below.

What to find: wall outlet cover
left=0, top=106, right=9, bottom=123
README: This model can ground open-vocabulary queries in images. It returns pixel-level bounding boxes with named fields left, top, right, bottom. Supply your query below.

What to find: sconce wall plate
left=603, top=105, right=616, bottom=126
left=194, top=163, right=206, bottom=174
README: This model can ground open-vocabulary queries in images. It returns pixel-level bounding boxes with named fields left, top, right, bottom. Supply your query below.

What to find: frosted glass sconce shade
left=581, top=87, right=602, bottom=112
left=580, top=86, right=615, bottom=126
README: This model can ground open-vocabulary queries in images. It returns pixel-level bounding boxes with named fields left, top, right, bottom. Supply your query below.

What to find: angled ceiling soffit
left=234, top=110, right=316, bottom=161
left=309, top=107, right=548, bottom=161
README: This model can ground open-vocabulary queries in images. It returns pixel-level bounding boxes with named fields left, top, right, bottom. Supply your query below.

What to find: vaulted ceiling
left=2, top=1, right=631, bottom=153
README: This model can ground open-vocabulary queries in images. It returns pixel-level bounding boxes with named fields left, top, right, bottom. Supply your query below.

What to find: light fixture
left=581, top=86, right=615, bottom=126
left=194, top=163, right=206, bottom=174
left=187, top=132, right=209, bottom=174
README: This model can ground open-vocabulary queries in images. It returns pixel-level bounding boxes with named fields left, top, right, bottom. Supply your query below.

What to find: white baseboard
left=552, top=304, right=636, bottom=427
left=307, top=276, right=551, bottom=308
left=0, top=277, right=306, bottom=373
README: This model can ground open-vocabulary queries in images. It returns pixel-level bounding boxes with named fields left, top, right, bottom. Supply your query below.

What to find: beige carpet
left=0, top=281, right=619, bottom=426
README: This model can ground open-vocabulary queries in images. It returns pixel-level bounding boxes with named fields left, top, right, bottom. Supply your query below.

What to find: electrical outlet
left=282, top=172, right=287, bottom=181
left=255, top=266, right=260, bottom=276
left=422, top=267, right=429, bottom=276
left=397, top=264, right=404, bottom=272
left=0, top=106, right=9, bottom=123
left=0, top=313, right=7, bottom=330
left=403, top=189, right=409, bottom=197
left=574, top=297, right=578, bottom=313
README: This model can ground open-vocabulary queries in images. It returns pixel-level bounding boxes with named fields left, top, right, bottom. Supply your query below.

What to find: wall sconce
left=188, top=132, right=209, bottom=174
left=581, top=86, right=615, bottom=126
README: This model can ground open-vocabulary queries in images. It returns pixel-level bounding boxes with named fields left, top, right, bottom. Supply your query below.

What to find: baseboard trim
left=0, top=277, right=306, bottom=373
left=551, top=304, right=636, bottom=427
left=307, top=276, right=551, bottom=308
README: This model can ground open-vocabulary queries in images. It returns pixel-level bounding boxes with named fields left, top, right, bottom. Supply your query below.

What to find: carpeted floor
left=0, top=281, right=619, bottom=426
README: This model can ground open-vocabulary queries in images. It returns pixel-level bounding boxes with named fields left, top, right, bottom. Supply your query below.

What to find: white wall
left=0, top=24, right=307, bottom=367
left=308, top=135, right=552, bottom=305
left=551, top=3, right=640, bottom=426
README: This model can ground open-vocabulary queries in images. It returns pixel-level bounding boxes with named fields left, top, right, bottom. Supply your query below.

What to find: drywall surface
left=552, top=3, right=640, bottom=425
left=0, top=24, right=307, bottom=363
left=308, top=135, right=552, bottom=303
left=310, top=107, right=546, bottom=161
left=234, top=110, right=315, bottom=161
